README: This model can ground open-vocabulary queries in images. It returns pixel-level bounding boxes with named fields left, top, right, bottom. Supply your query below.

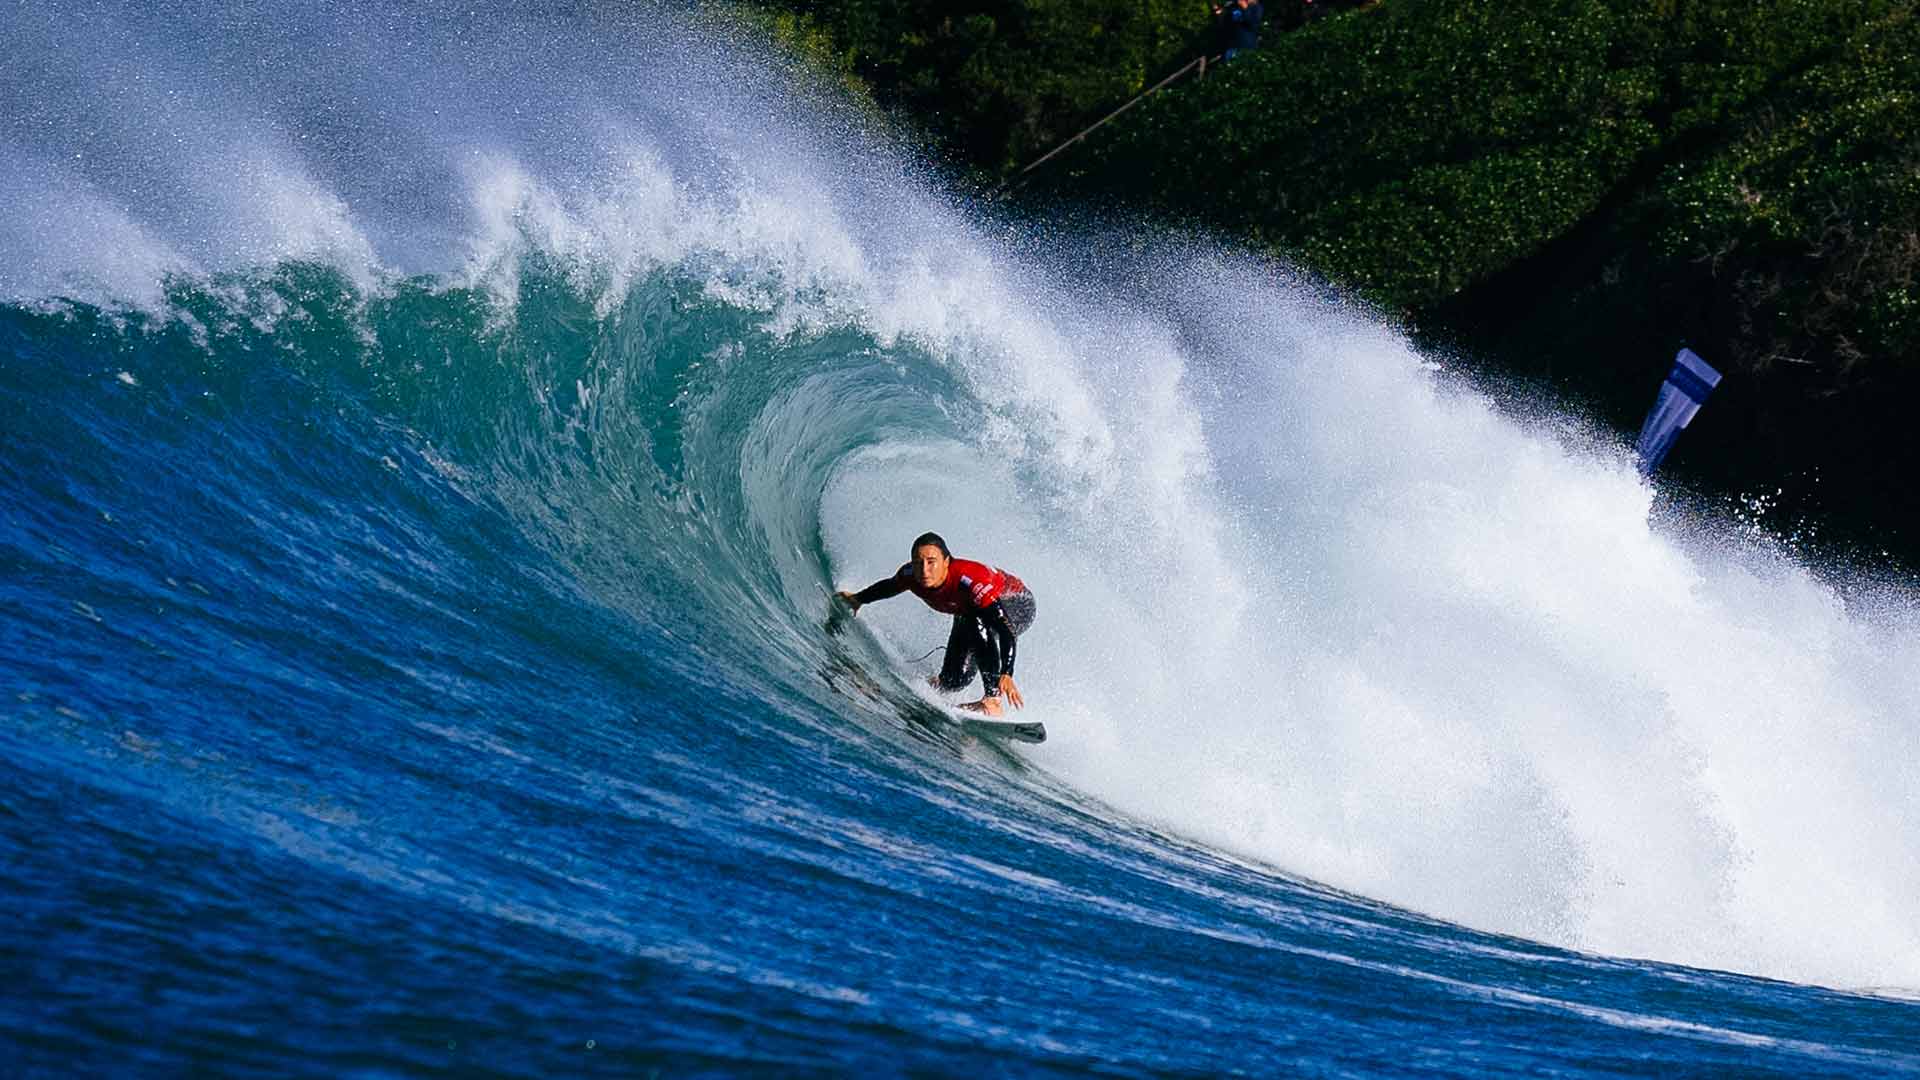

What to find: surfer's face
left=912, top=544, right=949, bottom=589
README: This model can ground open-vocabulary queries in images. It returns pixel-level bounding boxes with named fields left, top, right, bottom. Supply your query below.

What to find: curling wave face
left=4, top=2, right=1920, bottom=1070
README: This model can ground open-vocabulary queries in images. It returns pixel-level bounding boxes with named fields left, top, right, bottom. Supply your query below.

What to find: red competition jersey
left=903, top=558, right=1026, bottom=615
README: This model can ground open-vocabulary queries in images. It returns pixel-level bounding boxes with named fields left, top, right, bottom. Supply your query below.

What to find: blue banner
left=1636, top=348, right=1722, bottom=477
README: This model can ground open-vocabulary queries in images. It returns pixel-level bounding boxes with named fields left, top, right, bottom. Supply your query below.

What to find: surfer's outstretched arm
left=837, top=565, right=911, bottom=613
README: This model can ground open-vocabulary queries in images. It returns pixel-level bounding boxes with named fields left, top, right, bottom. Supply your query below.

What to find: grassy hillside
left=748, top=0, right=1232, bottom=171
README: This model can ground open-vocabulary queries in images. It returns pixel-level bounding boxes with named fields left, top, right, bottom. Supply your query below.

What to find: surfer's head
left=911, top=532, right=951, bottom=589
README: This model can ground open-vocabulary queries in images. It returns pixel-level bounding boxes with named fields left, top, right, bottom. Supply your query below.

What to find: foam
left=0, top=151, right=191, bottom=306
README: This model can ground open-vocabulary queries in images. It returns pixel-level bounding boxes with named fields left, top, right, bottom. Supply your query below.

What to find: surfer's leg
left=935, top=615, right=980, bottom=691
left=968, top=617, right=1008, bottom=692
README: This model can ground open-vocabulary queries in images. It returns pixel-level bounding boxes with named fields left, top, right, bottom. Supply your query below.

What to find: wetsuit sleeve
left=851, top=564, right=912, bottom=605
left=979, top=601, right=1018, bottom=684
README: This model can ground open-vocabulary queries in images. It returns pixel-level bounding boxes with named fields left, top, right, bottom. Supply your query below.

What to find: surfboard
left=958, top=717, right=1047, bottom=744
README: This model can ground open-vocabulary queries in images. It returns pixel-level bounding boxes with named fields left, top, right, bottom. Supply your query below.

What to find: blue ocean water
left=5, top=2, right=1920, bottom=1075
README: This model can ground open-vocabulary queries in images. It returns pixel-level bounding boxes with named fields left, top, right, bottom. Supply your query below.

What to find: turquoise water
left=5, top=2, right=1920, bottom=1074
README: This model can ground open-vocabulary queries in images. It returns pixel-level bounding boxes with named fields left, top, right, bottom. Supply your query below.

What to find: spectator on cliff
left=1211, top=0, right=1264, bottom=60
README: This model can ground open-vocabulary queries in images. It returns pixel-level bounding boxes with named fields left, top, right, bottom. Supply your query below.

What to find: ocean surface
left=4, top=2, right=1919, bottom=1075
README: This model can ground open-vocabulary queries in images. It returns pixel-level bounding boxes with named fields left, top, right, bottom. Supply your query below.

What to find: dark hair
left=910, top=531, right=950, bottom=558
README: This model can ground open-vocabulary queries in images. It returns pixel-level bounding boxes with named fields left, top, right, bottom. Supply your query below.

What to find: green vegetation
left=720, top=4, right=876, bottom=108
left=747, top=0, right=1231, bottom=171
left=1046, top=0, right=1914, bottom=317
left=738, top=0, right=1920, bottom=553
left=1047, top=1, right=1658, bottom=305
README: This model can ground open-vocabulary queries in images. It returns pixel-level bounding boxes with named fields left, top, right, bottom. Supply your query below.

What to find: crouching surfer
left=836, top=532, right=1036, bottom=717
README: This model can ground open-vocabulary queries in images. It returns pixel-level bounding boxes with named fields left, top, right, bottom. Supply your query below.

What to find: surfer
left=836, top=533, right=1036, bottom=717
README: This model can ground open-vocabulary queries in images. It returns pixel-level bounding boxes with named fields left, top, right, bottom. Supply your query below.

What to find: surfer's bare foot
left=964, top=696, right=1004, bottom=717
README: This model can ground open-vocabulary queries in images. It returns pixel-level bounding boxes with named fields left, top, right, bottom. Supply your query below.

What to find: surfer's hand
left=825, top=593, right=857, bottom=636
left=997, top=675, right=1024, bottom=709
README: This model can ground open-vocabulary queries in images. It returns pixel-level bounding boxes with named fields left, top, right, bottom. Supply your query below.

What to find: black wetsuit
left=932, top=588, right=1036, bottom=696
